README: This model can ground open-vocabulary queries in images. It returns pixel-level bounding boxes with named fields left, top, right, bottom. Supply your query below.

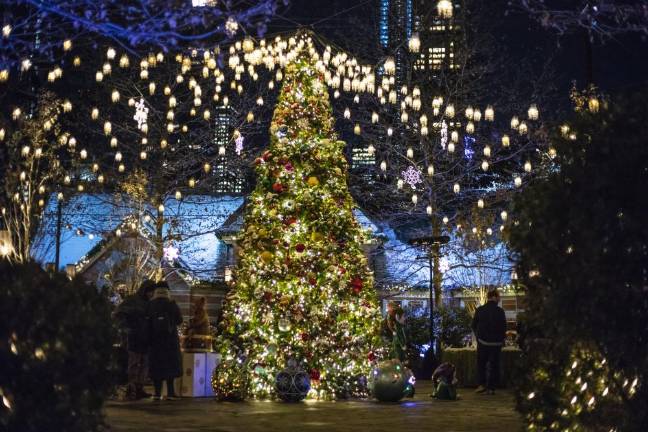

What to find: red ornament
left=351, top=277, right=363, bottom=294
left=262, top=151, right=272, bottom=161
left=272, top=182, right=283, bottom=193
left=263, top=291, right=273, bottom=302
left=339, top=267, right=346, bottom=274
left=368, top=352, right=376, bottom=362
left=300, top=332, right=310, bottom=341
left=295, top=243, right=305, bottom=253
left=254, top=157, right=263, bottom=165
left=284, top=162, right=294, bottom=172
left=309, top=369, right=321, bottom=381
left=309, top=277, right=317, bottom=286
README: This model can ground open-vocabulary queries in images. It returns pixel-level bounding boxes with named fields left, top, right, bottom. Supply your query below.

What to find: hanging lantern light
left=466, top=121, right=475, bottom=134
left=407, top=147, right=414, bottom=158
left=119, top=54, right=130, bottom=68
left=524, top=161, right=532, bottom=172
left=103, top=121, right=112, bottom=135
left=437, top=0, right=453, bottom=18
left=408, top=33, right=421, bottom=53
left=354, top=124, right=361, bottom=135
left=484, top=145, right=491, bottom=157
left=453, top=183, right=460, bottom=193
left=510, top=116, right=520, bottom=129
left=478, top=199, right=484, bottom=209
left=481, top=160, right=489, bottom=171
left=588, top=97, right=600, bottom=113
left=485, top=105, right=494, bottom=121
left=98, top=174, right=105, bottom=184
left=367, top=144, right=375, bottom=155
left=427, top=165, right=434, bottom=176
left=384, top=57, right=396, bottom=75
left=411, top=194, right=418, bottom=204
left=519, top=122, right=528, bottom=135
left=175, top=190, right=182, bottom=200
left=528, top=104, right=539, bottom=120
left=140, top=151, right=147, bottom=160
left=514, top=176, right=522, bottom=187
left=372, top=112, right=379, bottom=124
left=80, top=149, right=87, bottom=159
left=110, top=137, right=118, bottom=147
left=114, top=152, right=122, bottom=162
left=426, top=205, right=433, bottom=215
left=445, top=104, right=455, bottom=118
left=501, top=134, right=510, bottom=147
left=448, top=143, right=455, bottom=153
left=397, top=179, right=404, bottom=189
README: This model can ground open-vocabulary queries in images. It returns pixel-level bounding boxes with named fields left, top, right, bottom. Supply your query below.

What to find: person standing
left=471, top=289, right=507, bottom=395
left=146, top=281, right=183, bottom=400
left=113, top=279, right=156, bottom=400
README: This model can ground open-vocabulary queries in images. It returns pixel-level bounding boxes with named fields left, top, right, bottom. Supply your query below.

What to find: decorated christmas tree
left=213, top=42, right=383, bottom=400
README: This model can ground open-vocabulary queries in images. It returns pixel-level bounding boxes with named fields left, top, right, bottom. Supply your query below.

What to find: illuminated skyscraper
left=412, top=0, right=464, bottom=80
left=212, top=106, right=244, bottom=194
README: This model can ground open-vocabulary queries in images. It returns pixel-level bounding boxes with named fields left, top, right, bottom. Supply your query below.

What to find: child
left=431, top=362, right=458, bottom=400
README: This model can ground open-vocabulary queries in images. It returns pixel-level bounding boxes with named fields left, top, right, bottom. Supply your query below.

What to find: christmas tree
left=214, top=42, right=383, bottom=400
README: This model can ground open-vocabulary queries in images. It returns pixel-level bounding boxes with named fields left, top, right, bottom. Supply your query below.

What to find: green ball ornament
left=369, top=360, right=413, bottom=402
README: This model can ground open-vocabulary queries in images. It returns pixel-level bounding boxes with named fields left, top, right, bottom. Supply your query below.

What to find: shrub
left=0, top=261, right=115, bottom=431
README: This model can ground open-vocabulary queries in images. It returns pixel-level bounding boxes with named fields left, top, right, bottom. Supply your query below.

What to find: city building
left=211, top=106, right=245, bottom=194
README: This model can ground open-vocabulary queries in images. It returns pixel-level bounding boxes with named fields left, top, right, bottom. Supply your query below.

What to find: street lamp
left=408, top=234, right=450, bottom=367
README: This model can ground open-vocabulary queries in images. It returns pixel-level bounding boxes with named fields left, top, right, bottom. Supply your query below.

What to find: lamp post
left=408, top=233, right=449, bottom=370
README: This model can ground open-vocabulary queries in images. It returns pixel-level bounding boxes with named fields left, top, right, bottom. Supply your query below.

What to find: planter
left=441, top=347, right=521, bottom=388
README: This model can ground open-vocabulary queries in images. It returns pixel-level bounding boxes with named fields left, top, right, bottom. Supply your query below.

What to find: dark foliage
left=0, top=262, right=115, bottom=432
left=509, top=87, right=648, bottom=430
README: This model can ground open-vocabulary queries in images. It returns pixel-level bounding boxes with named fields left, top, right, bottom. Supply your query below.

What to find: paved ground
left=105, top=382, right=522, bottom=432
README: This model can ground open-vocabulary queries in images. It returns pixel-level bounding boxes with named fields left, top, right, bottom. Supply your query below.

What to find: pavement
left=105, top=382, right=522, bottom=432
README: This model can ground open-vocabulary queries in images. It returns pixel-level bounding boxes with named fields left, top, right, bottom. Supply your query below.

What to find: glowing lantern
left=437, top=0, right=453, bottom=18
left=408, top=33, right=421, bottom=53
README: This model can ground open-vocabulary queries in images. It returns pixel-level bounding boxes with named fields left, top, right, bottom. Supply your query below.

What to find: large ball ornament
left=275, top=359, right=310, bottom=402
left=211, top=358, right=249, bottom=401
left=369, top=360, right=411, bottom=402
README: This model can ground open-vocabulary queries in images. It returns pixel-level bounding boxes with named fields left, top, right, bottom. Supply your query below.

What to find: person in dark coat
left=113, top=279, right=156, bottom=400
left=471, top=289, right=507, bottom=395
left=146, top=281, right=183, bottom=400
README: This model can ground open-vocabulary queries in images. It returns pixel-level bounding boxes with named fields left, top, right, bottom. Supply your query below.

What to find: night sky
left=267, top=0, right=648, bottom=97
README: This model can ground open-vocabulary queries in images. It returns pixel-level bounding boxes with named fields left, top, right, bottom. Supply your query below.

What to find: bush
left=435, top=306, right=473, bottom=348
left=0, top=261, right=115, bottom=432
left=509, top=87, right=648, bottom=430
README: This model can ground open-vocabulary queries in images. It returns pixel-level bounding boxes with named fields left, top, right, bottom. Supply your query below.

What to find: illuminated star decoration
left=401, top=165, right=423, bottom=189
left=163, top=244, right=180, bottom=262
left=235, top=135, right=245, bottom=155
left=133, top=98, right=149, bottom=130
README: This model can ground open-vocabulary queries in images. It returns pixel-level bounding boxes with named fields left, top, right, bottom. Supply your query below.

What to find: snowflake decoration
left=235, top=135, right=245, bottom=155
left=225, top=17, right=239, bottom=37
left=163, top=245, right=180, bottom=262
left=133, top=98, right=149, bottom=130
left=440, top=120, right=448, bottom=150
left=401, top=166, right=423, bottom=189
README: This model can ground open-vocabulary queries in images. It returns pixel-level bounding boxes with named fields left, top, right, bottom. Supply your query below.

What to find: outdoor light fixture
left=437, top=0, right=453, bottom=18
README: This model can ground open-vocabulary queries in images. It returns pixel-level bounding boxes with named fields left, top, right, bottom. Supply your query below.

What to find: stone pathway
left=106, top=383, right=522, bottom=432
